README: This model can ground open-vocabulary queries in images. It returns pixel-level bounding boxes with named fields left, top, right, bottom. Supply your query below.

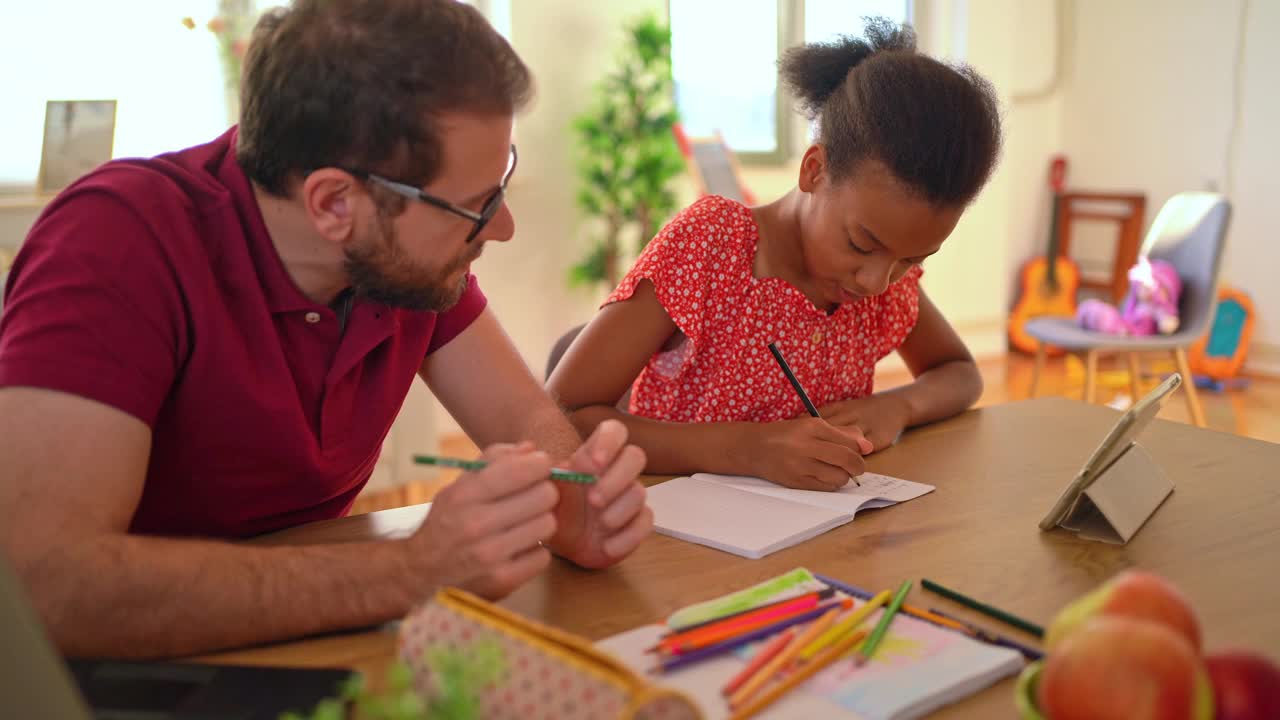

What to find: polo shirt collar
left=218, top=126, right=330, bottom=315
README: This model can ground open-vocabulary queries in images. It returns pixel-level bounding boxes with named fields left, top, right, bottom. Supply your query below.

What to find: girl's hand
left=816, top=394, right=912, bottom=452
left=738, top=418, right=873, bottom=491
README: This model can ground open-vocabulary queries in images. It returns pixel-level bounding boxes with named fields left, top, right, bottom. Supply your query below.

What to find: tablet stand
left=1057, top=443, right=1173, bottom=544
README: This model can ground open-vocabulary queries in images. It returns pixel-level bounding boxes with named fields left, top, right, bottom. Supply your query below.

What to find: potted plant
left=569, top=14, right=685, bottom=290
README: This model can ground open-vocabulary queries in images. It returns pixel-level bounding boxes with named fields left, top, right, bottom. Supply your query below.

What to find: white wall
left=1055, top=0, right=1280, bottom=369
left=4, top=0, right=1278, bottom=389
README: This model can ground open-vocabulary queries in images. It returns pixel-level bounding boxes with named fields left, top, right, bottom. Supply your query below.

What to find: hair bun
left=779, top=17, right=916, bottom=118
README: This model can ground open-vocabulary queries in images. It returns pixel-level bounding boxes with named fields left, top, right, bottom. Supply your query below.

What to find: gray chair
left=1025, top=192, right=1231, bottom=427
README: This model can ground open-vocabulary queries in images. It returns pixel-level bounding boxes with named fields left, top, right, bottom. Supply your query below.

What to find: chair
left=546, top=324, right=586, bottom=381
left=546, top=323, right=632, bottom=411
left=1025, top=192, right=1231, bottom=428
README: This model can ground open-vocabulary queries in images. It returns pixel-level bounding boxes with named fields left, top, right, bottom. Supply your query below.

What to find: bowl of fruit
left=1016, top=570, right=1280, bottom=720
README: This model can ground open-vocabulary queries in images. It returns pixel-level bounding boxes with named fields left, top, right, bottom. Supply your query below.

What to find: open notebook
left=598, top=569, right=1025, bottom=720
left=646, top=473, right=934, bottom=559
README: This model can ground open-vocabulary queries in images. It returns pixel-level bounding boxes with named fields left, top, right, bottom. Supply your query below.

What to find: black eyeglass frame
left=344, top=144, right=517, bottom=243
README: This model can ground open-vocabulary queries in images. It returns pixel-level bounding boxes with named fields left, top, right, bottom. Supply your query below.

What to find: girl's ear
left=797, top=144, right=827, bottom=193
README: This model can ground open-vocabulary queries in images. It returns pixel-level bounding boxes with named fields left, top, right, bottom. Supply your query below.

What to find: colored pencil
left=720, top=628, right=795, bottom=696
left=728, top=629, right=869, bottom=720
left=660, top=596, right=830, bottom=654
left=766, top=342, right=859, bottom=485
left=815, top=573, right=978, bottom=634
left=652, top=591, right=832, bottom=654
left=928, top=607, right=1044, bottom=661
left=650, top=599, right=852, bottom=674
left=664, top=588, right=835, bottom=636
left=854, top=580, right=911, bottom=666
left=797, top=589, right=891, bottom=661
left=728, top=606, right=840, bottom=708
left=413, top=454, right=596, bottom=483
left=921, top=578, right=1045, bottom=638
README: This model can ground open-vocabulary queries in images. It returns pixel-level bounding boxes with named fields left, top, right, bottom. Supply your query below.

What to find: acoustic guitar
left=1008, top=156, right=1081, bottom=355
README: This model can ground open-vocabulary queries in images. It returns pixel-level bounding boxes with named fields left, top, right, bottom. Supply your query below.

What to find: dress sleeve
left=875, top=264, right=925, bottom=360
left=604, top=196, right=730, bottom=349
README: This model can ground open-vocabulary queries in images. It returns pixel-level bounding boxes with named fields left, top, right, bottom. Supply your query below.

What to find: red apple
left=1038, top=617, right=1213, bottom=720
left=1046, top=571, right=1201, bottom=652
left=1204, top=650, right=1280, bottom=720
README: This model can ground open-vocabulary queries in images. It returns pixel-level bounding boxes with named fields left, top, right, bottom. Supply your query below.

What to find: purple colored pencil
left=652, top=601, right=842, bottom=674
left=928, top=607, right=1044, bottom=661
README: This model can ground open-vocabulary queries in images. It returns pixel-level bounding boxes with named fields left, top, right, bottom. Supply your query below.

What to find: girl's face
left=796, top=147, right=963, bottom=307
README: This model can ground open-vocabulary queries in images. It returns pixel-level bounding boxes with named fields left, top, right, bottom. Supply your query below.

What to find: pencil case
left=399, top=587, right=701, bottom=720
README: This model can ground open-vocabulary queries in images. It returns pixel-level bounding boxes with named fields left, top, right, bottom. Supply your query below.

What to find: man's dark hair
left=779, top=17, right=1002, bottom=206
left=237, top=0, right=533, bottom=206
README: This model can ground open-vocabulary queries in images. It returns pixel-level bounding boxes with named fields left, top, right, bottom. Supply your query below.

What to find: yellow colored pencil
left=797, top=589, right=891, bottom=662
left=728, top=606, right=840, bottom=709
left=729, top=628, right=869, bottom=720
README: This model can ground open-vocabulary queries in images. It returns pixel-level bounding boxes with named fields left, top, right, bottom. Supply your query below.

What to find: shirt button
left=304, top=311, right=321, bottom=324
left=811, top=331, right=823, bottom=344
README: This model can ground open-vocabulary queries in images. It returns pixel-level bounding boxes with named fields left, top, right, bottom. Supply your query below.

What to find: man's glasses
left=345, top=144, right=517, bottom=243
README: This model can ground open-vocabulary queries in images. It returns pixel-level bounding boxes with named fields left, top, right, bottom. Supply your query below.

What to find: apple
left=1045, top=570, right=1201, bottom=652
left=1038, top=617, right=1214, bottom=720
left=1204, top=650, right=1280, bottom=720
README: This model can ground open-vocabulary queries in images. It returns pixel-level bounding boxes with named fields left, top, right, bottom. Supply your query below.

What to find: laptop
left=0, top=556, right=354, bottom=719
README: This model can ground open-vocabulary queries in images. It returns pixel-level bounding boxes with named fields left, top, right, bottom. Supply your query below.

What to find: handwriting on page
left=852, top=473, right=916, bottom=496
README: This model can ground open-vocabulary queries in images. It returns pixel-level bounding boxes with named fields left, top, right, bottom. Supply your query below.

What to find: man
left=0, top=0, right=652, bottom=658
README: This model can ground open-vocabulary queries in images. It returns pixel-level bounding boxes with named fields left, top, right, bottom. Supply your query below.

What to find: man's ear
left=797, top=144, right=828, bottom=193
left=301, top=169, right=361, bottom=243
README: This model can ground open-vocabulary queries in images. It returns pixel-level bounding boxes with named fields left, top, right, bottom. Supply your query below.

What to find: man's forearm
left=24, top=534, right=418, bottom=658
left=520, top=403, right=586, bottom=461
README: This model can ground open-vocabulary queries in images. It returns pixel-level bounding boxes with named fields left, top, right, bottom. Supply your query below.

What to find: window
left=670, top=0, right=911, bottom=161
left=0, top=1, right=512, bottom=194
left=0, top=1, right=231, bottom=191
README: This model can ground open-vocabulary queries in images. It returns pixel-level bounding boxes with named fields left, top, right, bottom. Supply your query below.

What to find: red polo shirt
left=0, top=128, right=486, bottom=538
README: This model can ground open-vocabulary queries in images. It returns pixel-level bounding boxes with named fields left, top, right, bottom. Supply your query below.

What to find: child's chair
left=1024, top=192, right=1232, bottom=427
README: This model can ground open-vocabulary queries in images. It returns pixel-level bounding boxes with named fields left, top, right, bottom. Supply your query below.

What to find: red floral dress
left=605, top=195, right=924, bottom=424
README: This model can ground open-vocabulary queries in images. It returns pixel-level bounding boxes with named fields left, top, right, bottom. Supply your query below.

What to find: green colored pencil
left=412, top=454, right=597, bottom=484
left=922, top=578, right=1045, bottom=638
left=854, top=579, right=912, bottom=666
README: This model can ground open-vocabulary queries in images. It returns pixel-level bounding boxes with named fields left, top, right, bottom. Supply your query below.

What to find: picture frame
left=36, top=99, right=117, bottom=195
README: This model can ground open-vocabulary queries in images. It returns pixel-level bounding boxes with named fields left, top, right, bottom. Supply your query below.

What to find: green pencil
left=921, top=578, right=1045, bottom=638
left=854, top=579, right=912, bottom=666
left=413, top=454, right=597, bottom=484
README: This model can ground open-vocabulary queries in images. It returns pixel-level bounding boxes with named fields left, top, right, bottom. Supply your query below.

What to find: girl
left=549, top=20, right=1001, bottom=491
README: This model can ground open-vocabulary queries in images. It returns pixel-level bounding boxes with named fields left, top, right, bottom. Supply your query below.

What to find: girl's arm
left=820, top=290, right=983, bottom=449
left=547, top=280, right=868, bottom=489
left=887, top=289, right=985, bottom=425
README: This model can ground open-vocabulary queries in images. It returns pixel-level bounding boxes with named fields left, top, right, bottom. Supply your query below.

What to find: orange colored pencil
left=655, top=593, right=823, bottom=653
left=720, top=628, right=795, bottom=696
left=728, top=629, right=869, bottom=720
left=663, top=598, right=849, bottom=655
left=728, top=606, right=841, bottom=708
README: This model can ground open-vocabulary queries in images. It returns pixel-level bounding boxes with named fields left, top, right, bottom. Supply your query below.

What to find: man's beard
left=344, top=211, right=482, bottom=312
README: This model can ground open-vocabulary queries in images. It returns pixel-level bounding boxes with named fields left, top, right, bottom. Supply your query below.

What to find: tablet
left=1038, top=373, right=1183, bottom=531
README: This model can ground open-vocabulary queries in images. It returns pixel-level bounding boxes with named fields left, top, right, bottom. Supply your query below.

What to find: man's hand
left=547, top=420, right=652, bottom=570
left=407, top=443, right=559, bottom=600
left=816, top=394, right=912, bottom=452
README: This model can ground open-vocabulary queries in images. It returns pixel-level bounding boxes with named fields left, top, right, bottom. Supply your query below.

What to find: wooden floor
left=350, top=353, right=1280, bottom=514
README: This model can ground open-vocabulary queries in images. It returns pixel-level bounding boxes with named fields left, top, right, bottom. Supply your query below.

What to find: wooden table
left=197, top=398, right=1280, bottom=717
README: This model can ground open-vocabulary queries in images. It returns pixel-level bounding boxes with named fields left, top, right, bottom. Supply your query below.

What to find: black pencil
left=766, top=342, right=821, bottom=417
left=766, top=342, right=859, bottom=486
